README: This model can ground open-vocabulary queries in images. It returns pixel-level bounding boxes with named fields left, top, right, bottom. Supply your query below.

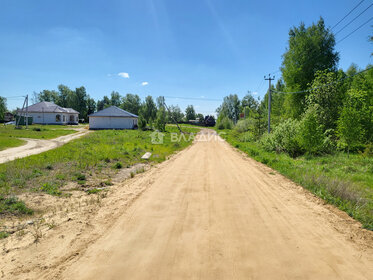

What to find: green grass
left=0, top=125, right=199, bottom=217
left=0, top=196, right=33, bottom=216
left=0, top=125, right=77, bottom=150
left=0, top=231, right=10, bottom=239
left=86, top=188, right=103, bottom=195
left=217, top=129, right=373, bottom=230
left=0, top=125, right=76, bottom=140
left=0, top=136, right=26, bottom=151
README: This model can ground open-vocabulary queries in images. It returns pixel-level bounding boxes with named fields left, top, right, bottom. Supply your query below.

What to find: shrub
left=155, top=107, right=166, bottom=132
left=337, top=89, right=369, bottom=156
left=216, top=116, right=233, bottom=130
left=138, top=115, right=147, bottom=131
left=114, top=162, right=123, bottom=169
left=322, top=129, right=336, bottom=154
left=299, top=105, right=326, bottom=154
left=260, top=132, right=276, bottom=152
left=234, top=119, right=251, bottom=133
left=238, top=131, right=254, bottom=142
left=260, top=119, right=302, bottom=157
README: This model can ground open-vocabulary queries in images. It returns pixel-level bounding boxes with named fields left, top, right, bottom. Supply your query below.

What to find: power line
left=254, top=79, right=265, bottom=94
left=337, top=16, right=373, bottom=43
left=0, top=95, right=26, bottom=99
left=331, top=0, right=365, bottom=30
left=255, top=2, right=371, bottom=96
left=270, top=70, right=281, bottom=75
left=271, top=66, right=372, bottom=95
left=335, top=3, right=373, bottom=35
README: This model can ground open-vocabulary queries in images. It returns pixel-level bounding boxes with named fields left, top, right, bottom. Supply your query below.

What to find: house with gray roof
left=18, top=101, right=79, bottom=125
left=88, top=106, right=138, bottom=130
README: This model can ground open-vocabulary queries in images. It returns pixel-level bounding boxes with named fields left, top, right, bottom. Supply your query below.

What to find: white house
left=18, top=101, right=79, bottom=125
left=89, top=106, right=138, bottom=130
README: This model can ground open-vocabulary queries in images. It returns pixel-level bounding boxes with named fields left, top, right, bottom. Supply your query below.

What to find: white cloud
left=118, top=72, right=129, bottom=78
left=252, top=91, right=258, bottom=95
left=141, top=82, right=149, bottom=86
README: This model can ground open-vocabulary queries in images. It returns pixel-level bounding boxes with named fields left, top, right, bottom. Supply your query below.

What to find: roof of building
left=18, top=102, right=79, bottom=114
left=89, top=106, right=138, bottom=118
left=65, top=108, right=79, bottom=113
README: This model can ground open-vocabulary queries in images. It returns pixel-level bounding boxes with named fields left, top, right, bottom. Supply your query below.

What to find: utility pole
left=162, top=97, right=183, bottom=133
left=26, top=94, right=29, bottom=129
left=264, top=74, right=275, bottom=133
left=16, top=95, right=27, bottom=129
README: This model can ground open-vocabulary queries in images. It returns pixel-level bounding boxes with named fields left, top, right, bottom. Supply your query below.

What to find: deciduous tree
left=281, top=17, right=339, bottom=118
left=121, top=94, right=141, bottom=115
left=0, top=97, right=6, bottom=122
left=185, top=105, right=196, bottom=121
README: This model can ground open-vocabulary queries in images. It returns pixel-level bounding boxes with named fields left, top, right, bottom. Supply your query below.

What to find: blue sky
left=0, top=0, right=372, bottom=115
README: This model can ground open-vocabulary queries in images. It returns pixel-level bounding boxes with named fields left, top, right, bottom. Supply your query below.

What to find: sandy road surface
left=0, top=129, right=90, bottom=164
left=2, top=130, right=372, bottom=279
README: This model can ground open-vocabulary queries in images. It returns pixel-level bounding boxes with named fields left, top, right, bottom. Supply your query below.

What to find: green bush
left=155, top=107, right=166, bottom=132
left=234, top=119, right=252, bottom=133
left=138, top=115, right=147, bottom=131
left=260, top=119, right=302, bottom=157
left=337, top=89, right=369, bottom=155
left=216, top=116, right=233, bottom=130
left=298, top=106, right=336, bottom=155
left=259, top=132, right=276, bottom=152
left=238, top=131, right=254, bottom=142
left=299, top=105, right=326, bottom=154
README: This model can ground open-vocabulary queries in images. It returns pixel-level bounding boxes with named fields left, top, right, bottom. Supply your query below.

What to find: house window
left=70, top=115, right=74, bottom=122
left=63, top=115, right=66, bottom=122
left=76, top=116, right=78, bottom=122
left=56, top=115, right=61, bottom=122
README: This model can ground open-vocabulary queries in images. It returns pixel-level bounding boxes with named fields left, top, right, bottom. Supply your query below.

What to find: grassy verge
left=0, top=126, right=199, bottom=217
left=217, top=129, right=373, bottom=230
left=0, top=125, right=76, bottom=140
left=0, top=136, right=26, bottom=151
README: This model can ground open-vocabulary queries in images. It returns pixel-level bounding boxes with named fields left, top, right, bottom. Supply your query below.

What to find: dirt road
left=2, top=130, right=372, bottom=279
left=0, top=129, right=90, bottom=164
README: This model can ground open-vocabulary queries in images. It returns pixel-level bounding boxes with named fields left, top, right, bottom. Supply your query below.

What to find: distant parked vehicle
left=4, top=121, right=15, bottom=125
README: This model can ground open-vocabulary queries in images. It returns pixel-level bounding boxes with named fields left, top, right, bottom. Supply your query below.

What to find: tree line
left=27, top=87, right=204, bottom=131
left=216, top=17, right=373, bottom=156
left=30, top=85, right=96, bottom=121
left=1, top=85, right=208, bottom=128
left=95, top=92, right=205, bottom=131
